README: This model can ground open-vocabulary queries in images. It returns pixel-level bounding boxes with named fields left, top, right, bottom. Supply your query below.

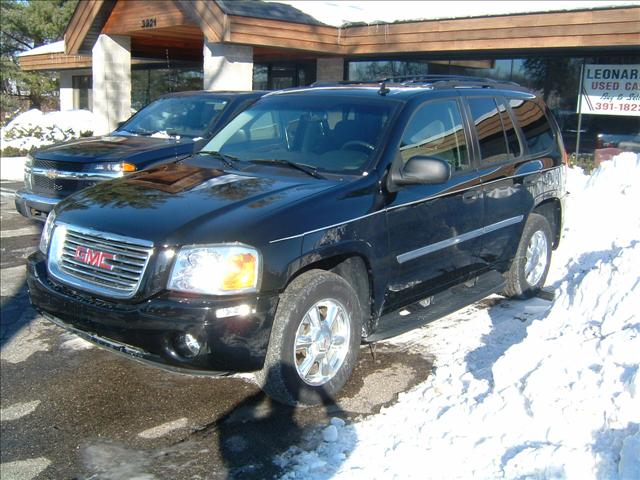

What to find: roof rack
left=310, top=75, right=522, bottom=90
left=384, top=74, right=522, bottom=88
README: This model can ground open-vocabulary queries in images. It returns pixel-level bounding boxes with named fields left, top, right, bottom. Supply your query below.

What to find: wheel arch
left=286, top=243, right=375, bottom=337
left=532, top=197, right=563, bottom=249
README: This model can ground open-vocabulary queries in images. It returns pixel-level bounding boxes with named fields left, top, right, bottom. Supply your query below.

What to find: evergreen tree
left=0, top=0, right=78, bottom=119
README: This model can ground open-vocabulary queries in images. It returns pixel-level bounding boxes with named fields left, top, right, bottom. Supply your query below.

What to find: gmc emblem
left=74, top=246, right=115, bottom=271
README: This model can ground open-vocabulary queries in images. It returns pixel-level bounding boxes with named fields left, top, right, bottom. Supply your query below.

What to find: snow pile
left=1, top=109, right=96, bottom=153
left=277, top=152, right=640, bottom=479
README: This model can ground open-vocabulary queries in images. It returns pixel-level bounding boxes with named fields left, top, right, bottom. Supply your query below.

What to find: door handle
left=462, top=190, right=480, bottom=202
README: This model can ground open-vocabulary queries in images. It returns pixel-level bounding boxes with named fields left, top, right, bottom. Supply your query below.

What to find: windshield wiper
left=198, top=150, right=239, bottom=169
left=250, top=159, right=326, bottom=179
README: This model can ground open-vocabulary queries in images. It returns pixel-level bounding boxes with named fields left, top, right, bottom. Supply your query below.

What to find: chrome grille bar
left=48, top=224, right=154, bottom=299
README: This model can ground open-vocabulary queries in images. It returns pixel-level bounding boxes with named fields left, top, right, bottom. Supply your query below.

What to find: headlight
left=94, top=162, right=136, bottom=174
left=168, top=244, right=261, bottom=295
left=39, top=209, right=56, bottom=254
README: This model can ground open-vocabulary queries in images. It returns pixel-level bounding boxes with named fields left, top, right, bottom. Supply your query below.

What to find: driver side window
left=400, top=100, right=470, bottom=172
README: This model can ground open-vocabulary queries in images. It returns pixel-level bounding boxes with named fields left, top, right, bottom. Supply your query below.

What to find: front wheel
left=503, top=213, right=552, bottom=298
left=256, top=270, right=362, bottom=406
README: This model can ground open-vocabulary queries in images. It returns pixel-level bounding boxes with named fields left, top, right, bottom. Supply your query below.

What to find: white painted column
left=316, top=57, right=344, bottom=82
left=203, top=41, right=253, bottom=91
left=92, top=34, right=131, bottom=135
left=59, top=71, right=74, bottom=111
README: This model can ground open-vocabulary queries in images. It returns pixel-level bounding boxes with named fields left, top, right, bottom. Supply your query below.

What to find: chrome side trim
left=269, top=210, right=383, bottom=244
left=31, top=167, right=123, bottom=180
left=268, top=166, right=560, bottom=245
left=396, top=215, right=523, bottom=264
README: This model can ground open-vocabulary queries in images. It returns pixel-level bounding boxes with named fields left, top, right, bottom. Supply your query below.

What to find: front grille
left=33, top=158, right=85, bottom=172
left=53, top=226, right=153, bottom=298
left=32, top=175, right=95, bottom=196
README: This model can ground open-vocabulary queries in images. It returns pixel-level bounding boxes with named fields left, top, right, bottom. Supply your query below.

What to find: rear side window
left=400, top=99, right=471, bottom=172
left=510, top=99, right=555, bottom=155
left=497, top=100, right=521, bottom=158
left=467, top=97, right=509, bottom=163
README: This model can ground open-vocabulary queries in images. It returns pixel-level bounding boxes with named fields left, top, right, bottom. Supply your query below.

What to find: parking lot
left=0, top=181, right=432, bottom=479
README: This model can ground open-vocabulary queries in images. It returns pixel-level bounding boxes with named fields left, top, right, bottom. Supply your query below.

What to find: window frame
left=398, top=96, right=476, bottom=177
left=505, top=97, right=557, bottom=159
left=463, top=95, right=513, bottom=166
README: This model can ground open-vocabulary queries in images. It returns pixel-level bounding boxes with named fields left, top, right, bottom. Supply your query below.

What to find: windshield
left=202, top=95, right=398, bottom=174
left=118, top=96, right=229, bottom=138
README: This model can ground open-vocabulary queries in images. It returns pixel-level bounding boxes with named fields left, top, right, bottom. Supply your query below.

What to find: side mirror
left=116, top=120, right=126, bottom=130
left=391, top=155, right=451, bottom=186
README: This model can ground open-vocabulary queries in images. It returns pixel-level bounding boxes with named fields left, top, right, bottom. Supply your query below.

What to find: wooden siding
left=338, top=8, right=640, bottom=54
left=20, top=53, right=93, bottom=71
left=47, top=1, right=640, bottom=70
left=65, top=0, right=106, bottom=54
left=102, top=0, right=198, bottom=35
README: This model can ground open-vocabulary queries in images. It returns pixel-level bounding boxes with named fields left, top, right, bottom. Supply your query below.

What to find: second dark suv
left=15, top=90, right=263, bottom=221
left=28, top=77, right=566, bottom=405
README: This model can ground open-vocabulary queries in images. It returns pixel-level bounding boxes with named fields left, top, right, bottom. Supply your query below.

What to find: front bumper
left=15, top=189, right=58, bottom=221
left=27, top=252, right=279, bottom=374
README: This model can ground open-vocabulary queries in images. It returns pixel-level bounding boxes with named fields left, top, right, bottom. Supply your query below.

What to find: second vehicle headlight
left=168, top=245, right=261, bottom=295
left=94, top=162, right=136, bottom=174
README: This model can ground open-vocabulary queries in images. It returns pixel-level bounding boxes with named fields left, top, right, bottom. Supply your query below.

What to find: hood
left=55, top=162, right=339, bottom=246
left=33, top=134, right=195, bottom=164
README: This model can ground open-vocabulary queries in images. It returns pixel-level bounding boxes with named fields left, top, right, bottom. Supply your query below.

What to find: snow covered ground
left=1, top=109, right=96, bottom=152
left=277, top=153, right=640, bottom=479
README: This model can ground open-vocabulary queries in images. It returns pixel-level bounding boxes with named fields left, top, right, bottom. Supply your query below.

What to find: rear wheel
left=256, top=270, right=362, bottom=406
left=503, top=213, right=552, bottom=298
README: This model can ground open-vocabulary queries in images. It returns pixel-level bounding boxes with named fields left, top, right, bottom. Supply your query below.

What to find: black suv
left=15, top=90, right=263, bottom=221
left=27, top=77, right=566, bottom=405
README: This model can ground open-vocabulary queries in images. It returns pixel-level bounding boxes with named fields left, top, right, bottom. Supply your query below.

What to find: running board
left=365, top=270, right=506, bottom=342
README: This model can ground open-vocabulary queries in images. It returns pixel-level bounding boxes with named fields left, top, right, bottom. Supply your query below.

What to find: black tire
left=503, top=213, right=553, bottom=299
left=256, top=269, right=362, bottom=406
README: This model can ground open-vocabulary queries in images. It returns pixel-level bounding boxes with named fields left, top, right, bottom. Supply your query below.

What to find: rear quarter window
left=510, top=99, right=555, bottom=155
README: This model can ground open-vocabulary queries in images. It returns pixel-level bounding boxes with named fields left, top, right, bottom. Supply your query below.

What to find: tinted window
left=205, top=96, right=397, bottom=174
left=400, top=100, right=470, bottom=172
left=497, top=100, right=521, bottom=158
left=119, top=96, right=228, bottom=138
left=467, top=97, right=509, bottom=163
left=510, top=99, right=555, bottom=155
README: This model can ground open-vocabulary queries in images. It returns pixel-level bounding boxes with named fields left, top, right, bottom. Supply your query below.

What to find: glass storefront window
left=252, top=61, right=316, bottom=90
left=347, top=54, right=640, bottom=158
left=131, top=67, right=203, bottom=112
left=72, top=75, right=92, bottom=110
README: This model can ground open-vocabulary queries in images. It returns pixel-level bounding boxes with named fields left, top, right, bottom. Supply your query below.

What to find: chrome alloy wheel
left=293, top=299, right=351, bottom=386
left=525, top=230, right=548, bottom=286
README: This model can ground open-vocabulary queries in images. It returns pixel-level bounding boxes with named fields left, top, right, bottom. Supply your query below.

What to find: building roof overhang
left=19, top=1, right=640, bottom=72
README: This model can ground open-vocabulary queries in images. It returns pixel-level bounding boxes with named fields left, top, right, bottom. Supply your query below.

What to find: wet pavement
left=0, top=182, right=433, bottom=479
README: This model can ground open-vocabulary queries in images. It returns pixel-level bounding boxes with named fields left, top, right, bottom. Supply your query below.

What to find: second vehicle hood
left=33, top=134, right=194, bottom=164
left=55, top=162, right=339, bottom=246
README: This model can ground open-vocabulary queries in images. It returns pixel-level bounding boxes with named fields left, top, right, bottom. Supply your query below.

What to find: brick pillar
left=203, top=41, right=253, bottom=91
left=92, top=34, right=131, bottom=135
left=316, top=57, right=344, bottom=82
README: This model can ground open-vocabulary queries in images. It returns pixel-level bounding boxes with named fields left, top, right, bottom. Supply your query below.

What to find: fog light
left=174, top=332, right=202, bottom=358
left=216, top=304, right=252, bottom=319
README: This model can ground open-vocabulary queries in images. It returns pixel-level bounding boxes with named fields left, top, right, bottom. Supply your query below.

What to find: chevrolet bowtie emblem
left=45, top=170, right=59, bottom=179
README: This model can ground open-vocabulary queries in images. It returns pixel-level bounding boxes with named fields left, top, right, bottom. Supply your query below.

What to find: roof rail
left=384, top=74, right=522, bottom=88
left=309, top=75, right=523, bottom=90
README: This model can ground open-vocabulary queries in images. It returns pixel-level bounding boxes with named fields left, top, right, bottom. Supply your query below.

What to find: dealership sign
left=578, top=64, right=639, bottom=116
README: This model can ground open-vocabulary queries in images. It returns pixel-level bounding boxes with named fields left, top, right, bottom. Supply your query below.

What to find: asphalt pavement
left=0, top=182, right=433, bottom=480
